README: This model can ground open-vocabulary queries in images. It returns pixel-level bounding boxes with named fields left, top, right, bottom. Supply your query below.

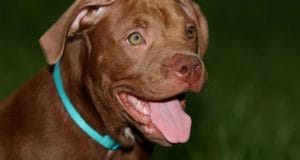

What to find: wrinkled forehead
left=112, top=0, right=193, bottom=27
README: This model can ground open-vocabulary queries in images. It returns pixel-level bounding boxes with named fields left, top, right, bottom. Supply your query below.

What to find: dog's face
left=40, top=0, right=208, bottom=146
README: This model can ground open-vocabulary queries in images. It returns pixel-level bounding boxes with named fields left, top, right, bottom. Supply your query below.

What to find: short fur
left=0, top=0, right=208, bottom=159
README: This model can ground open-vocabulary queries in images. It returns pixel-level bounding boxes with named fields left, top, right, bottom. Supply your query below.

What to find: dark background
left=1, top=0, right=299, bottom=159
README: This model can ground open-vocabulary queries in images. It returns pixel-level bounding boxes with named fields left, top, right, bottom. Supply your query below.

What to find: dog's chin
left=115, top=91, right=191, bottom=146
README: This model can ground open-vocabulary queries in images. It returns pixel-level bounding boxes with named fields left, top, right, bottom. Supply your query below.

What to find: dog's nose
left=170, top=54, right=202, bottom=83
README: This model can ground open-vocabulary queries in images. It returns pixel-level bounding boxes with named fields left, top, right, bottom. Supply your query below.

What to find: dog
left=0, top=0, right=208, bottom=159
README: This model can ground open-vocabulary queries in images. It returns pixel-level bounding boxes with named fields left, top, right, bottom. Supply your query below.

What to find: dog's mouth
left=116, top=91, right=191, bottom=145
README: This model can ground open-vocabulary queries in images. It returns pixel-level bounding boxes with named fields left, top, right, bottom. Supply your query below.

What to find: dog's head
left=40, top=0, right=208, bottom=147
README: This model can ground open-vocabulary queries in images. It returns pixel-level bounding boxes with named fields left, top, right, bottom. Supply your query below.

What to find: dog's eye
left=186, top=26, right=197, bottom=39
left=127, top=32, right=144, bottom=46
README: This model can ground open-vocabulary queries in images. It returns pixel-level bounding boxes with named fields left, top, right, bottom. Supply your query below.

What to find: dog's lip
left=114, top=86, right=189, bottom=102
left=116, top=92, right=150, bottom=124
left=115, top=90, right=187, bottom=144
left=115, top=90, right=187, bottom=109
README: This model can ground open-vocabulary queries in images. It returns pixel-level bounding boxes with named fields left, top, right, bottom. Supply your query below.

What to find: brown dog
left=0, top=0, right=208, bottom=159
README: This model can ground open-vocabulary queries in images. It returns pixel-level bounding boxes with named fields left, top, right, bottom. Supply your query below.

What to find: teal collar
left=53, top=62, right=120, bottom=150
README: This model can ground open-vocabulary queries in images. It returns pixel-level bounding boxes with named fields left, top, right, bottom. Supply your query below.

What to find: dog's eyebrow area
left=132, top=16, right=150, bottom=29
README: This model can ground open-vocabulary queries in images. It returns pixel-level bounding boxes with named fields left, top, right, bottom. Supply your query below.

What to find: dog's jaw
left=115, top=91, right=191, bottom=146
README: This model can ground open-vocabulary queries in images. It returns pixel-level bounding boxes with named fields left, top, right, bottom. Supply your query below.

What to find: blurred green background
left=0, top=0, right=299, bottom=159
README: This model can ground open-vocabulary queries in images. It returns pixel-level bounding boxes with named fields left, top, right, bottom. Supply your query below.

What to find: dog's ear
left=192, top=2, right=208, bottom=57
left=177, top=0, right=208, bottom=57
left=39, top=0, right=115, bottom=65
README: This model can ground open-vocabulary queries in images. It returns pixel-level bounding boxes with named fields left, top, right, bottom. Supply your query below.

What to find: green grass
left=1, top=0, right=299, bottom=159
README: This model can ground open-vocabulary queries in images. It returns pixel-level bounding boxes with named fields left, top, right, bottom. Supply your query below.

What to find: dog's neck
left=57, top=36, right=153, bottom=153
left=53, top=61, right=121, bottom=150
left=60, top=38, right=107, bottom=137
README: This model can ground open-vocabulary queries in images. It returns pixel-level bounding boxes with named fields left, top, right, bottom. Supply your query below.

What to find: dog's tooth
left=126, top=95, right=150, bottom=115
left=142, top=107, right=148, bottom=115
left=137, top=100, right=143, bottom=111
left=128, top=95, right=138, bottom=106
left=134, top=98, right=139, bottom=104
left=137, top=100, right=141, bottom=107
left=140, top=101, right=149, bottom=115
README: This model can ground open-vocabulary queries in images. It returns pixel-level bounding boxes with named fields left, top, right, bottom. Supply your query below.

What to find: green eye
left=127, top=32, right=144, bottom=46
left=186, top=26, right=197, bottom=39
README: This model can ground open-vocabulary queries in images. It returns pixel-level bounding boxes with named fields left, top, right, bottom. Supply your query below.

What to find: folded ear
left=39, top=0, right=115, bottom=65
left=177, top=0, right=209, bottom=57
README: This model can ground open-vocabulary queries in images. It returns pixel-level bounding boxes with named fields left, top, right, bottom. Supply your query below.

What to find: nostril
left=169, top=54, right=201, bottom=80
left=179, top=66, right=189, bottom=75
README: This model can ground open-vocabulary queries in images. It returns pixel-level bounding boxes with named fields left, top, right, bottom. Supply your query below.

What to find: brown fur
left=0, top=0, right=208, bottom=159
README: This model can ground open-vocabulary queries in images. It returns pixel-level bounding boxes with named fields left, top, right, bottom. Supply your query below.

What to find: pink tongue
left=149, top=99, right=191, bottom=143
